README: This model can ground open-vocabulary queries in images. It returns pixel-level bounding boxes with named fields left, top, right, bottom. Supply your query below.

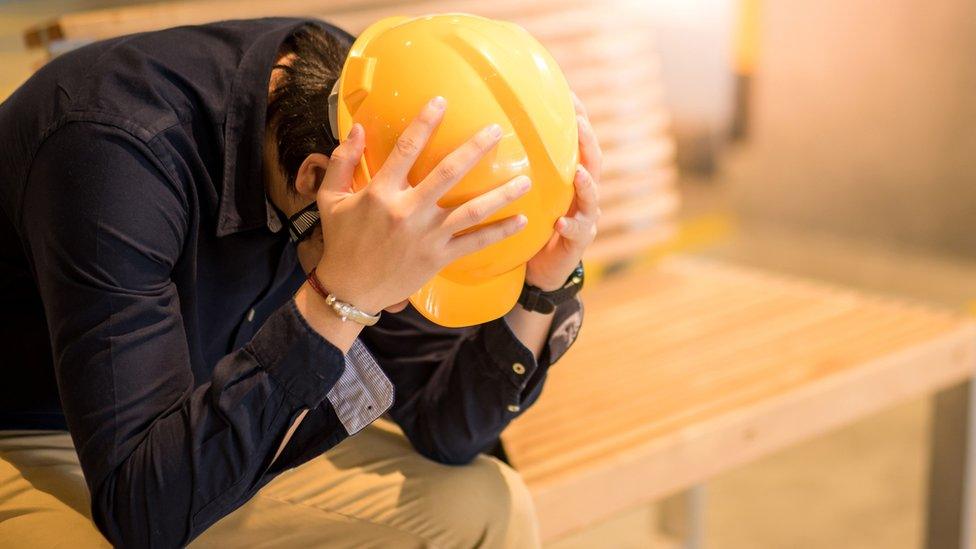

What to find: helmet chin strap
left=269, top=199, right=319, bottom=244
left=285, top=201, right=320, bottom=244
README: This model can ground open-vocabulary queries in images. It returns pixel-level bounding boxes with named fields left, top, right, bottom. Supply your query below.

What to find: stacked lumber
left=24, top=0, right=678, bottom=267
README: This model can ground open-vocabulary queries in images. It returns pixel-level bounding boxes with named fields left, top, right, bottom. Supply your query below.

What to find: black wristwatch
left=517, top=261, right=584, bottom=314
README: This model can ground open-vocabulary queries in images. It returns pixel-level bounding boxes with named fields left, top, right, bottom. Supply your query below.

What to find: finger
left=577, top=115, right=603, bottom=178
left=441, top=175, right=531, bottom=233
left=376, top=96, right=447, bottom=185
left=571, top=91, right=588, bottom=119
left=320, top=123, right=365, bottom=195
left=447, top=214, right=527, bottom=259
left=556, top=215, right=597, bottom=244
left=573, top=165, right=600, bottom=218
left=414, top=123, right=504, bottom=205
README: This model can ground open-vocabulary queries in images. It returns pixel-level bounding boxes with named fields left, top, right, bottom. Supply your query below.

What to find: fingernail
left=347, top=123, right=362, bottom=140
left=514, top=176, right=531, bottom=192
left=430, top=96, right=447, bottom=110
left=516, top=214, right=528, bottom=228
left=486, top=124, right=503, bottom=139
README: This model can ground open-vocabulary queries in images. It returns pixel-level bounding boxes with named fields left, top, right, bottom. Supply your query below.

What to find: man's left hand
left=524, top=92, right=603, bottom=292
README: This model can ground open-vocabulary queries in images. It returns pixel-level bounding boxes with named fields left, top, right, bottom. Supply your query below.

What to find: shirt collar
left=216, top=18, right=350, bottom=237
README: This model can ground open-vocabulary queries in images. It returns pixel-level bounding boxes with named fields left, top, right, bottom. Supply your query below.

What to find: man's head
left=263, top=24, right=348, bottom=219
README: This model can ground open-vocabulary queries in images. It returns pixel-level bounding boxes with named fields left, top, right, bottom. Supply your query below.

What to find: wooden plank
left=24, top=0, right=601, bottom=48
left=327, top=0, right=632, bottom=38
left=597, top=190, right=679, bottom=234
left=501, top=257, right=976, bottom=541
left=24, top=0, right=379, bottom=48
left=583, top=225, right=676, bottom=264
left=601, top=139, right=676, bottom=178
left=599, top=169, right=677, bottom=207
left=587, top=110, right=671, bottom=144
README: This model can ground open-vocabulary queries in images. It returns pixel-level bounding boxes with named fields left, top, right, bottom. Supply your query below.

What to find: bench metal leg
left=660, top=485, right=706, bottom=549
left=925, top=380, right=976, bottom=549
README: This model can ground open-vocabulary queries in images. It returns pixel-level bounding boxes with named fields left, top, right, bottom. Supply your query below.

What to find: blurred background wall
left=637, top=0, right=736, bottom=174
left=724, top=0, right=976, bottom=258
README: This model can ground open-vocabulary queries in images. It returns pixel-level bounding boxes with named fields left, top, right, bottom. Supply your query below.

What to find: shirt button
left=512, top=362, right=526, bottom=375
left=507, top=404, right=521, bottom=413
left=246, top=308, right=256, bottom=322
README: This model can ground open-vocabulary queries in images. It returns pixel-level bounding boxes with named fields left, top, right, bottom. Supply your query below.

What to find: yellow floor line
left=584, top=213, right=736, bottom=283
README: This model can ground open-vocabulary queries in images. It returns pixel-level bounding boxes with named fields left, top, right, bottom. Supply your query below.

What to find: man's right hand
left=312, top=96, right=532, bottom=315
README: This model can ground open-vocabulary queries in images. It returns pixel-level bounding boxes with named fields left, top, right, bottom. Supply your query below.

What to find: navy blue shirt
left=0, top=17, right=583, bottom=548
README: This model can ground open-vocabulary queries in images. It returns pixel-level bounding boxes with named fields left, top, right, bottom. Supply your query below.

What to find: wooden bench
left=502, top=255, right=976, bottom=544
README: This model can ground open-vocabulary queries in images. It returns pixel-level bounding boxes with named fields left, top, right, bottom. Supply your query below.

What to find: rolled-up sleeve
left=22, top=122, right=350, bottom=547
left=363, top=295, right=584, bottom=465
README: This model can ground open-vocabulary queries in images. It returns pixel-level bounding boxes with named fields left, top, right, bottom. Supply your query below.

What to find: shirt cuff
left=327, top=338, right=395, bottom=436
left=478, top=294, right=585, bottom=389
left=544, top=294, right=585, bottom=365
left=246, top=298, right=346, bottom=409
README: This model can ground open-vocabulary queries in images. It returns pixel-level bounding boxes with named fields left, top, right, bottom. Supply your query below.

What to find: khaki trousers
left=0, top=418, right=540, bottom=548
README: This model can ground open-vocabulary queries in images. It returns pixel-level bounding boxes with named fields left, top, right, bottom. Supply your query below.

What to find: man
left=0, top=17, right=601, bottom=548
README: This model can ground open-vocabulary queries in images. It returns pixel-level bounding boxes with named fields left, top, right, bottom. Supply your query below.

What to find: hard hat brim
left=409, top=264, right=527, bottom=328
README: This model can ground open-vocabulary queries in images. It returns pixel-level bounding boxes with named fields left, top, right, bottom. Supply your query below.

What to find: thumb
left=320, top=123, right=365, bottom=196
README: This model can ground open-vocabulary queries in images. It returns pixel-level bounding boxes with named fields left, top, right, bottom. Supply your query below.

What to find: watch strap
left=517, top=262, right=584, bottom=314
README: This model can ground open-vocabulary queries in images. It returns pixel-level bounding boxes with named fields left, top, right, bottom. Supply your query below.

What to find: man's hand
left=524, top=92, right=603, bottom=291
left=314, top=99, right=533, bottom=314
left=295, top=97, right=532, bottom=350
left=503, top=93, right=600, bottom=360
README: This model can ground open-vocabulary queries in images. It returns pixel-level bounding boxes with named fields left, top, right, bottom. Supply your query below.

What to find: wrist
left=504, top=299, right=557, bottom=358
left=525, top=278, right=564, bottom=292
left=514, top=300, right=557, bottom=317
left=313, top=262, right=386, bottom=315
left=518, top=261, right=584, bottom=314
left=293, top=284, right=363, bottom=353
left=525, top=265, right=578, bottom=292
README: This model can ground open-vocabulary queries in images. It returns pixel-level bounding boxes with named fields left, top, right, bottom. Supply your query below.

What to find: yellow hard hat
left=329, top=13, right=578, bottom=327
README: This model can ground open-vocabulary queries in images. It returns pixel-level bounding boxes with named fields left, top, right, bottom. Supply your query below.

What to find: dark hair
left=266, top=24, right=350, bottom=190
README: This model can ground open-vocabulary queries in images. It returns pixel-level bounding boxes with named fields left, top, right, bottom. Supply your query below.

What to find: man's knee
left=419, top=455, right=540, bottom=548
